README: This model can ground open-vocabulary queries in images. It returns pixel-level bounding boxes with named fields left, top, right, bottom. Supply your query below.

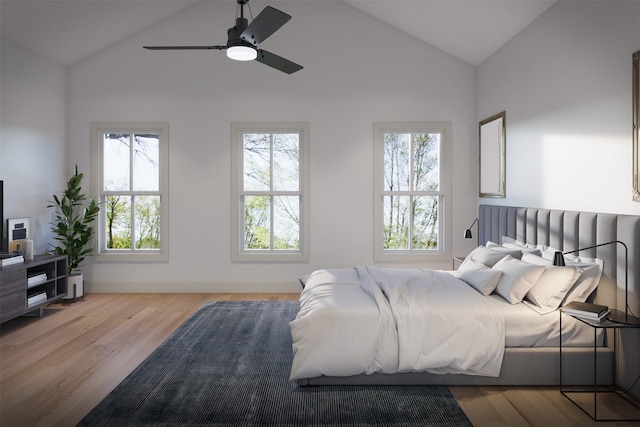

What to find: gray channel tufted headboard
left=478, top=204, right=640, bottom=393
left=478, top=205, right=640, bottom=312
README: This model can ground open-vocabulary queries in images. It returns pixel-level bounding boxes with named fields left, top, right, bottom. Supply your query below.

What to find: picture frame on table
left=7, top=217, right=30, bottom=253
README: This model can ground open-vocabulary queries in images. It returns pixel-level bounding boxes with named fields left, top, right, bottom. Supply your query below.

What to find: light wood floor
left=1, top=293, right=639, bottom=427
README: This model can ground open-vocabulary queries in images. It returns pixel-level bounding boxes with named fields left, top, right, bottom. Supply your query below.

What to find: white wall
left=0, top=38, right=67, bottom=256
left=477, top=1, right=640, bottom=216
left=7, top=1, right=639, bottom=293
left=66, top=1, right=477, bottom=292
left=477, top=2, right=640, bottom=398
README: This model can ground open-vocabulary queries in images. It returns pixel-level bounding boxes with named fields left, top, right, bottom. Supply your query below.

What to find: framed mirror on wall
left=479, top=111, right=506, bottom=198
left=633, top=50, right=639, bottom=202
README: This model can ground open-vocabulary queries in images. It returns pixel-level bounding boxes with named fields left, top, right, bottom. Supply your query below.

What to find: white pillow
left=484, top=242, right=523, bottom=259
left=521, top=252, right=552, bottom=266
left=502, top=243, right=541, bottom=256
left=561, top=261, right=603, bottom=304
left=522, top=251, right=603, bottom=304
left=492, top=255, right=546, bottom=304
left=458, top=246, right=510, bottom=271
left=457, top=259, right=503, bottom=295
left=499, top=236, right=542, bottom=255
left=565, top=253, right=601, bottom=264
left=491, top=239, right=543, bottom=259
left=525, top=266, right=580, bottom=314
left=501, top=236, right=534, bottom=249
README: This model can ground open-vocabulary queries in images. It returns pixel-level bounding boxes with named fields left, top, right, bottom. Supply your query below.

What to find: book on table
left=27, top=272, right=47, bottom=286
left=0, top=252, right=24, bottom=266
left=27, top=291, right=47, bottom=307
left=562, top=301, right=610, bottom=320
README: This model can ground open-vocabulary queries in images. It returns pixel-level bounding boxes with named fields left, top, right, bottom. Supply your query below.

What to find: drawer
left=0, top=269, right=26, bottom=296
left=0, top=288, right=26, bottom=323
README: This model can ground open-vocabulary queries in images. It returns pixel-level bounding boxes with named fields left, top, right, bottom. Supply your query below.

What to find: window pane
left=132, top=134, right=160, bottom=191
left=383, top=132, right=410, bottom=192
left=243, top=133, right=271, bottom=191
left=94, top=122, right=168, bottom=260
left=105, top=195, right=132, bottom=249
left=273, top=133, right=299, bottom=191
left=135, top=196, right=161, bottom=249
left=274, top=196, right=299, bottom=249
left=383, top=195, right=409, bottom=249
left=412, top=196, right=439, bottom=250
left=413, top=133, right=440, bottom=191
left=103, top=133, right=130, bottom=191
left=232, top=122, right=309, bottom=261
left=244, top=195, right=270, bottom=249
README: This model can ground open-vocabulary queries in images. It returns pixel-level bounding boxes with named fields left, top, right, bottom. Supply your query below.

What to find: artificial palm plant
left=48, top=165, right=100, bottom=275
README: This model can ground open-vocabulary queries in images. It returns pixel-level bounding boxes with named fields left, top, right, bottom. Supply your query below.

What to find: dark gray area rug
left=78, top=301, right=472, bottom=426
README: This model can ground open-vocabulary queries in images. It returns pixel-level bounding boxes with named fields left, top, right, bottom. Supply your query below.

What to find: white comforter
left=289, top=266, right=505, bottom=381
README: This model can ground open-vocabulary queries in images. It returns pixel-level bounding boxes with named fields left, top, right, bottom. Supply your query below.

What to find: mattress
left=484, top=293, right=605, bottom=347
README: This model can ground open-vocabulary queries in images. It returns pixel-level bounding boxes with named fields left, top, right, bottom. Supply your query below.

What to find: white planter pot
left=67, top=273, right=84, bottom=299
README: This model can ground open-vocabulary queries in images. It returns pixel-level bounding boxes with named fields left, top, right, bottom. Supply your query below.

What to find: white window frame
left=91, top=122, right=169, bottom=262
left=231, top=122, right=310, bottom=262
left=373, top=122, right=452, bottom=263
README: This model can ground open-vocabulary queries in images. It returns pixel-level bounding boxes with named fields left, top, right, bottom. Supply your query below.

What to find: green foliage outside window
left=383, top=132, right=440, bottom=251
left=102, top=132, right=161, bottom=251
left=242, top=132, right=300, bottom=252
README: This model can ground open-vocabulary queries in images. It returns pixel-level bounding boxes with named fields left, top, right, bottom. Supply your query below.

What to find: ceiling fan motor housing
left=227, top=17, right=255, bottom=50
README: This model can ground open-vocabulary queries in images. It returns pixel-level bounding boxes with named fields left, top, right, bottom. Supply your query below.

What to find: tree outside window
left=383, top=131, right=440, bottom=250
left=232, top=123, right=309, bottom=262
left=91, top=122, right=168, bottom=262
left=374, top=122, right=452, bottom=262
left=102, top=132, right=161, bottom=250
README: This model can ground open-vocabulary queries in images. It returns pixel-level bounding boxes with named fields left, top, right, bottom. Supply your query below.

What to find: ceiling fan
left=144, top=0, right=302, bottom=74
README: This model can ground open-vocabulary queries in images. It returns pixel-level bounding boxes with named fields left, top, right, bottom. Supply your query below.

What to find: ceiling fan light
left=227, top=45, right=257, bottom=61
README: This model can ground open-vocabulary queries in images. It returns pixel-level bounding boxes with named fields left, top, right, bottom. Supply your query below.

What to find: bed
left=290, top=205, right=640, bottom=387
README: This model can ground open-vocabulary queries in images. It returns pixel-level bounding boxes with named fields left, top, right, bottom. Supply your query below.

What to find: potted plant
left=48, top=165, right=100, bottom=300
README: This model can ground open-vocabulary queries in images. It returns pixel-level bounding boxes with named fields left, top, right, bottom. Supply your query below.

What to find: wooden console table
left=0, top=254, right=67, bottom=323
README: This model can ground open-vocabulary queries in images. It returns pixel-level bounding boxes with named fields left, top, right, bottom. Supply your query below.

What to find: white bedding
left=290, top=266, right=506, bottom=381
left=289, top=266, right=604, bottom=382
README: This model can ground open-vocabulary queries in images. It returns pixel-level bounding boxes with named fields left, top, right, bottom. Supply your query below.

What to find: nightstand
left=452, top=255, right=466, bottom=270
left=559, top=308, right=640, bottom=421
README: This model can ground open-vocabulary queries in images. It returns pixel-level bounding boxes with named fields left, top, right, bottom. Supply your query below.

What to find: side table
left=452, top=255, right=466, bottom=270
left=560, top=308, right=640, bottom=421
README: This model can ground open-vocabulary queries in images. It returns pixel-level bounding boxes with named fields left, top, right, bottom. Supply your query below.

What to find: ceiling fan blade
left=255, top=49, right=303, bottom=74
left=241, top=6, right=290, bottom=46
left=144, top=45, right=226, bottom=50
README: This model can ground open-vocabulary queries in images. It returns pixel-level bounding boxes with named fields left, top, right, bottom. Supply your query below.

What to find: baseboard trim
left=85, top=281, right=301, bottom=293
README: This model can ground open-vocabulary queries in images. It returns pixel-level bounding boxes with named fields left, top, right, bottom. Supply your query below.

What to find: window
left=91, top=122, right=169, bottom=262
left=231, top=122, right=310, bottom=262
left=373, top=122, right=451, bottom=262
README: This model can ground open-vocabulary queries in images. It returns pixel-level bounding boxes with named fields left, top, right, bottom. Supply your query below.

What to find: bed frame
left=298, top=205, right=640, bottom=389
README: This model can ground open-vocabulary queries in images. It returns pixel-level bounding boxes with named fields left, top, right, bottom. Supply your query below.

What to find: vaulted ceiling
left=0, top=0, right=555, bottom=67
